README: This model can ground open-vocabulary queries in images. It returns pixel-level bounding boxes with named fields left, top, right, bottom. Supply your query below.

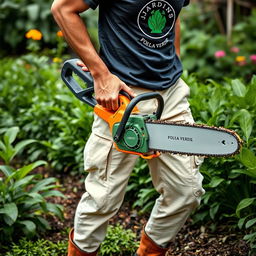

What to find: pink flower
left=230, top=47, right=240, bottom=53
left=215, top=50, right=226, bottom=58
left=250, top=55, right=256, bottom=64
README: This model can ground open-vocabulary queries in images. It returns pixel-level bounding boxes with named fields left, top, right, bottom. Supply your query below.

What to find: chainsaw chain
left=146, top=119, right=243, bottom=158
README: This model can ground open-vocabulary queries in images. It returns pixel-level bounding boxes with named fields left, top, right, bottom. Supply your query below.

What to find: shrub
left=99, top=224, right=138, bottom=256
left=181, top=7, right=256, bottom=81
left=0, top=127, right=65, bottom=243
left=5, top=238, right=67, bottom=256
left=0, top=55, right=93, bottom=173
left=183, top=73, right=256, bottom=252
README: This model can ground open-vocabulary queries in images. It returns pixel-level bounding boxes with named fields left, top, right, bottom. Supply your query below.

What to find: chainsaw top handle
left=61, top=58, right=96, bottom=107
left=61, top=58, right=132, bottom=106
left=113, top=92, right=164, bottom=143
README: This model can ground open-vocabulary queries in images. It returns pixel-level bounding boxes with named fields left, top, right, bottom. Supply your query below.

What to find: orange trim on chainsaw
left=94, top=95, right=139, bottom=133
left=113, top=143, right=161, bottom=159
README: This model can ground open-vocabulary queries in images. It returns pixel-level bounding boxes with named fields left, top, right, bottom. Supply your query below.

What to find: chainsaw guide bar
left=146, top=120, right=243, bottom=158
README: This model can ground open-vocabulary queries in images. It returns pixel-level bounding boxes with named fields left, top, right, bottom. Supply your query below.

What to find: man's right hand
left=77, top=61, right=136, bottom=111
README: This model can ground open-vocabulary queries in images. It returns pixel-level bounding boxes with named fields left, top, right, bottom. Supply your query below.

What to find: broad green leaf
left=245, top=218, right=256, bottom=229
left=231, top=79, right=246, bottom=97
left=55, top=94, right=73, bottom=103
left=3, top=127, right=19, bottom=146
left=26, top=4, right=40, bottom=21
left=232, top=168, right=256, bottom=179
left=3, top=215, right=14, bottom=226
left=15, top=160, right=47, bottom=180
left=36, top=216, right=50, bottom=230
left=202, top=192, right=213, bottom=204
left=236, top=198, right=255, bottom=217
left=210, top=202, right=220, bottom=219
left=245, top=81, right=256, bottom=107
left=25, top=193, right=45, bottom=206
left=0, top=146, right=16, bottom=165
left=0, top=165, right=15, bottom=178
left=30, top=177, right=57, bottom=193
left=238, top=216, right=247, bottom=229
left=243, top=232, right=256, bottom=241
left=45, top=203, right=64, bottom=219
left=0, top=203, right=18, bottom=225
left=231, top=109, right=253, bottom=142
left=251, top=75, right=256, bottom=85
left=14, top=139, right=36, bottom=155
left=19, top=220, right=36, bottom=235
left=12, top=175, right=35, bottom=190
left=207, top=88, right=223, bottom=115
left=41, top=190, right=65, bottom=198
left=239, top=148, right=256, bottom=169
left=208, top=177, right=225, bottom=188
left=0, top=141, right=6, bottom=151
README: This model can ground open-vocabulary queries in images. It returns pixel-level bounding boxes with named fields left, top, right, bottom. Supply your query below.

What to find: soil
left=44, top=173, right=250, bottom=256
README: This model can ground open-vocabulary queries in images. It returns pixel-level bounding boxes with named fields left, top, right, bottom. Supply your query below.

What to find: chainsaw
left=61, top=59, right=242, bottom=159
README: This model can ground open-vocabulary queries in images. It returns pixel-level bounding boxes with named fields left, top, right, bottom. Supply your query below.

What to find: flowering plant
left=213, top=46, right=256, bottom=80
left=25, top=29, right=43, bottom=52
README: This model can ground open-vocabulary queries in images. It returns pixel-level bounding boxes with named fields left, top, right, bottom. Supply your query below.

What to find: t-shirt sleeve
left=183, top=0, right=190, bottom=6
left=84, top=0, right=99, bottom=9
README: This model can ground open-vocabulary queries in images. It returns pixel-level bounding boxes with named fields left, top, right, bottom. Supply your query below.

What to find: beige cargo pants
left=74, top=79, right=205, bottom=252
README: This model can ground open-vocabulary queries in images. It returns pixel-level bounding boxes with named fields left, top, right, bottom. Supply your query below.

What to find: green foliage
left=128, top=74, right=256, bottom=253
left=0, top=127, right=36, bottom=165
left=0, top=160, right=65, bottom=242
left=99, top=224, right=138, bottom=256
left=5, top=238, right=67, bottom=256
left=0, top=0, right=56, bottom=54
left=182, top=73, right=256, bottom=250
left=0, top=0, right=99, bottom=56
left=0, top=55, right=93, bottom=172
left=0, top=127, right=65, bottom=243
left=126, top=158, right=157, bottom=214
left=181, top=7, right=256, bottom=81
left=4, top=225, right=136, bottom=256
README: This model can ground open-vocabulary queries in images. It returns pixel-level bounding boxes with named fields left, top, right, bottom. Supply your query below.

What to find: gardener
left=51, top=0, right=205, bottom=255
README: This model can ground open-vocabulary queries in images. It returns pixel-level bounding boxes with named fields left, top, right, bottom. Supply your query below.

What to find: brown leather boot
left=68, top=228, right=98, bottom=256
left=136, top=230, right=169, bottom=256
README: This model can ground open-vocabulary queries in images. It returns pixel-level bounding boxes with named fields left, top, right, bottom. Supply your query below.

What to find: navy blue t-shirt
left=84, top=0, right=190, bottom=90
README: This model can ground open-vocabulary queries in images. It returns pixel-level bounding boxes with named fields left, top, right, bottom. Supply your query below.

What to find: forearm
left=51, top=1, right=109, bottom=78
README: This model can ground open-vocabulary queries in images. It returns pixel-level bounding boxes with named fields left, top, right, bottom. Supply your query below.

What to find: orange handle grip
left=94, top=95, right=139, bottom=133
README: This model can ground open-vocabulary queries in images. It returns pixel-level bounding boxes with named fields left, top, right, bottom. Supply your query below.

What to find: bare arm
left=174, top=18, right=181, bottom=57
left=51, top=0, right=135, bottom=111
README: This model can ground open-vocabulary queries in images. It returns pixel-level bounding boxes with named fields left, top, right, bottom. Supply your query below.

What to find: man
left=51, top=0, right=205, bottom=255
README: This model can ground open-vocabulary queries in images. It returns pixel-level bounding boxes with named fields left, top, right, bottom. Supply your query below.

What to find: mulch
left=44, top=172, right=250, bottom=256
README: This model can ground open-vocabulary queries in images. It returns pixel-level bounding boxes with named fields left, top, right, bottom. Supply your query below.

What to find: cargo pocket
left=191, top=155, right=205, bottom=198
left=84, top=132, right=113, bottom=181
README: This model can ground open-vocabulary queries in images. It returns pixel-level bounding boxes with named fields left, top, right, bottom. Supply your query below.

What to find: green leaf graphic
left=148, top=10, right=166, bottom=34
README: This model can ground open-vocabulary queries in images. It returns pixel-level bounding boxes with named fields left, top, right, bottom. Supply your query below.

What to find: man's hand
left=77, top=61, right=136, bottom=111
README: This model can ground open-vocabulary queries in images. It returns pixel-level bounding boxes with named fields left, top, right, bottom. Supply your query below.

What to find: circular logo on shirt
left=137, top=0, right=176, bottom=40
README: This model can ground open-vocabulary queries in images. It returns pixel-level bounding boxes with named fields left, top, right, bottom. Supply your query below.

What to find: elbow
left=51, top=1, right=60, bottom=19
left=51, top=1, right=67, bottom=22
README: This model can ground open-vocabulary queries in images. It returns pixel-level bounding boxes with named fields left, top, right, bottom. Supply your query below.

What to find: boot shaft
left=136, top=230, right=169, bottom=256
left=68, top=228, right=98, bottom=256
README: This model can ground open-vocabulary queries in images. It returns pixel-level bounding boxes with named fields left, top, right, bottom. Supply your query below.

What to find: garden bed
left=44, top=172, right=250, bottom=256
